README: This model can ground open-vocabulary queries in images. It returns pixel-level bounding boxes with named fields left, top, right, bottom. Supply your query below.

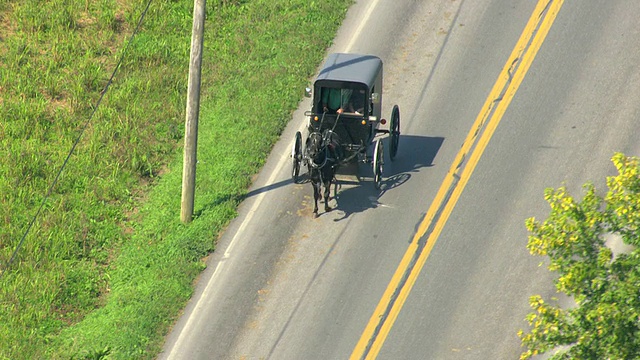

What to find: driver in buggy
left=322, top=88, right=356, bottom=114
left=321, top=87, right=366, bottom=115
left=322, top=88, right=365, bottom=115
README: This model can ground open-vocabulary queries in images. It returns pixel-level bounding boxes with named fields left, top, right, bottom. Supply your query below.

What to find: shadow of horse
left=331, top=134, right=444, bottom=221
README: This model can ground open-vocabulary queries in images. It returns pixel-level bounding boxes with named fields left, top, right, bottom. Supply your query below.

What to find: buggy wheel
left=389, top=105, right=400, bottom=161
left=373, top=139, right=383, bottom=190
left=291, top=131, right=302, bottom=183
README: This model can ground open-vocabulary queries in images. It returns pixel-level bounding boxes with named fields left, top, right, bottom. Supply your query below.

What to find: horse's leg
left=323, top=180, right=332, bottom=212
left=312, top=181, right=320, bottom=217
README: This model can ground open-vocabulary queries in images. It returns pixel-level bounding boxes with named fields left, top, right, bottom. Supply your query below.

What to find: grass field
left=0, top=0, right=352, bottom=358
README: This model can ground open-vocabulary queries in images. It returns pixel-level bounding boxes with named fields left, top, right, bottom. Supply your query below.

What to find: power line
left=1, top=0, right=154, bottom=279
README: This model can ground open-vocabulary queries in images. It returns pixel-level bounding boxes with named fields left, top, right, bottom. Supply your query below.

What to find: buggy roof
left=315, top=53, right=382, bottom=88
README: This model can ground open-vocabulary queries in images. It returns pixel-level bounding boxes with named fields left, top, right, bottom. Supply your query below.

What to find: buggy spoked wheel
left=389, top=105, right=400, bottom=161
left=373, top=139, right=384, bottom=190
left=291, top=131, right=302, bottom=183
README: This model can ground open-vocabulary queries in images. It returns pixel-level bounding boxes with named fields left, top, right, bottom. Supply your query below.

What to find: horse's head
left=306, top=131, right=324, bottom=161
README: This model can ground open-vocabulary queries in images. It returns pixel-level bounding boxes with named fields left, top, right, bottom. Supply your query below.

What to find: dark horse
left=306, top=131, right=338, bottom=218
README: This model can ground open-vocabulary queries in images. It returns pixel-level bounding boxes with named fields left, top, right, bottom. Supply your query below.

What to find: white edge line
left=166, top=1, right=380, bottom=357
left=166, top=139, right=292, bottom=359
left=345, top=0, right=380, bottom=52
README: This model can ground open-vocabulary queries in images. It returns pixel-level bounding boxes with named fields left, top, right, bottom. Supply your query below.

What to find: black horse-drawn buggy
left=291, top=53, right=400, bottom=217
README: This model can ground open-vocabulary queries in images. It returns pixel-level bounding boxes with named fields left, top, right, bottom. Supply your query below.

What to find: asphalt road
left=160, top=1, right=640, bottom=359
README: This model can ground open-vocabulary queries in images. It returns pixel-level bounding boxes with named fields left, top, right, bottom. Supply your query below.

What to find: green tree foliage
left=519, top=153, right=640, bottom=359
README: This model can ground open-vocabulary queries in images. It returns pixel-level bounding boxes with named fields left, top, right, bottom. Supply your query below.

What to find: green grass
left=0, top=0, right=352, bottom=358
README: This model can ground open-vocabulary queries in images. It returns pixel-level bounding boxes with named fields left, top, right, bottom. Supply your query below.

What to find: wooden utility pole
left=181, top=0, right=206, bottom=223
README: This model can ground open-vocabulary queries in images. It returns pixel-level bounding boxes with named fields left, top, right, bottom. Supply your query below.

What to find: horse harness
left=307, top=132, right=338, bottom=183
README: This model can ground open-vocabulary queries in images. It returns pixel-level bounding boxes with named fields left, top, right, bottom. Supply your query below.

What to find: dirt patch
left=0, top=9, right=16, bottom=57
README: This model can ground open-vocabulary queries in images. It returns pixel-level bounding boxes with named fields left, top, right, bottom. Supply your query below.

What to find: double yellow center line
left=350, top=0, right=565, bottom=358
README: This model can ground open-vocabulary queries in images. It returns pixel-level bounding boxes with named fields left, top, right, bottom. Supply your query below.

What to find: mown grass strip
left=0, top=0, right=352, bottom=358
